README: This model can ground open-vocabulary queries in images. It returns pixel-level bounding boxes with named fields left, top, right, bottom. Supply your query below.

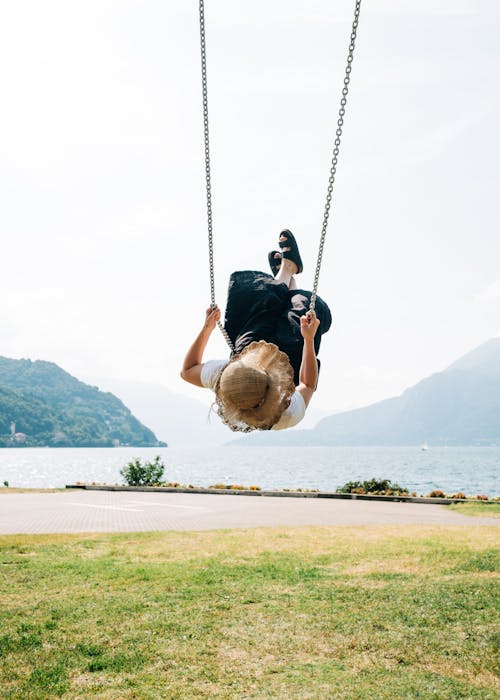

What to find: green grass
left=448, top=501, right=500, bottom=518
left=0, top=526, right=499, bottom=699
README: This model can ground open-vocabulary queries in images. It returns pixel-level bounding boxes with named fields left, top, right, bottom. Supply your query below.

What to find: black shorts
left=223, top=270, right=332, bottom=385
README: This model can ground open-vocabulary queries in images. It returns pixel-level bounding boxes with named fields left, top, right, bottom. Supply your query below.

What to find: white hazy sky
left=1, top=0, right=499, bottom=414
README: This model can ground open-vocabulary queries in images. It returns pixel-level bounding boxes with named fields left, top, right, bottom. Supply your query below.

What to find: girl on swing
left=181, top=230, right=332, bottom=432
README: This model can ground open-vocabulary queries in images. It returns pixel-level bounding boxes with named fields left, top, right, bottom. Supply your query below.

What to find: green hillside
left=0, top=357, right=165, bottom=448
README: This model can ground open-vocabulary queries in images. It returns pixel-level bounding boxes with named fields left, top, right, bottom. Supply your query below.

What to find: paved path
left=0, top=490, right=498, bottom=534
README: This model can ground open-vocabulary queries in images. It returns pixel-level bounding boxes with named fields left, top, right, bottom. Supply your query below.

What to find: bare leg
left=275, top=258, right=298, bottom=288
left=275, top=234, right=299, bottom=289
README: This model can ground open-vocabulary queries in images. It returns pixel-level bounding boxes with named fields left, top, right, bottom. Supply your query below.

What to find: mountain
left=87, top=377, right=231, bottom=447
left=230, top=338, right=500, bottom=446
left=0, top=357, right=165, bottom=448
left=87, top=377, right=336, bottom=447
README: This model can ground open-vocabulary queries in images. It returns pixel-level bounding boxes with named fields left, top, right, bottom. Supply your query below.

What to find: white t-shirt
left=200, top=359, right=305, bottom=430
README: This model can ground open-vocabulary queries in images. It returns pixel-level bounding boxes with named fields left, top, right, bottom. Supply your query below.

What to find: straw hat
left=215, top=340, right=295, bottom=432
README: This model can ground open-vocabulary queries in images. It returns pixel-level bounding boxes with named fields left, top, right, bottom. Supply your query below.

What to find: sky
left=0, top=0, right=499, bottom=417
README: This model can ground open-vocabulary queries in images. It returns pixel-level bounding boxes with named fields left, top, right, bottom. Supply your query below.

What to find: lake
left=0, top=446, right=498, bottom=496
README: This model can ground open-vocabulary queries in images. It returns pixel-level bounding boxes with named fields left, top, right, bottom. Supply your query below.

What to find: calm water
left=0, top=446, right=498, bottom=496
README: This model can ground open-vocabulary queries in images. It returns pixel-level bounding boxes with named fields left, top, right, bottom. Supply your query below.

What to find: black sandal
left=279, top=229, right=303, bottom=274
left=268, top=250, right=282, bottom=277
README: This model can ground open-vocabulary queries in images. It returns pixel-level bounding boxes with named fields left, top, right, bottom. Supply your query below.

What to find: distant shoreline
left=1, top=442, right=499, bottom=448
left=0, top=444, right=167, bottom=449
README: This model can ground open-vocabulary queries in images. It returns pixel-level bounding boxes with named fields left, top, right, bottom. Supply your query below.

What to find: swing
left=198, top=0, right=362, bottom=352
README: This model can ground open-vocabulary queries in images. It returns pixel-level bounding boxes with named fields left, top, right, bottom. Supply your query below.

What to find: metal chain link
left=199, top=0, right=234, bottom=351
left=199, top=0, right=361, bottom=334
left=309, top=0, right=362, bottom=313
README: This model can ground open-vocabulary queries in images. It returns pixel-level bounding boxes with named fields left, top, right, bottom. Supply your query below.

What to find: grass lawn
left=447, top=501, right=500, bottom=518
left=0, top=526, right=499, bottom=699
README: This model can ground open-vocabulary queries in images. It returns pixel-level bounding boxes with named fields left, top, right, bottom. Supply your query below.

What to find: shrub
left=120, top=456, right=165, bottom=487
left=451, top=492, right=467, bottom=499
left=428, top=489, right=446, bottom=498
left=336, top=478, right=409, bottom=496
left=476, top=494, right=489, bottom=501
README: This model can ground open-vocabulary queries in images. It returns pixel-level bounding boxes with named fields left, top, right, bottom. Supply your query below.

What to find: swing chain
left=309, top=0, right=362, bottom=313
left=199, top=0, right=234, bottom=351
left=200, top=0, right=361, bottom=338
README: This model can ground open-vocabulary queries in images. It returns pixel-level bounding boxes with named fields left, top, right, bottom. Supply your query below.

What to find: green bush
left=120, top=456, right=166, bottom=487
left=336, top=478, right=409, bottom=496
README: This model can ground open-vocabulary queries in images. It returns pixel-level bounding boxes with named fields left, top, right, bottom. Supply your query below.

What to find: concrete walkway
left=0, top=490, right=498, bottom=534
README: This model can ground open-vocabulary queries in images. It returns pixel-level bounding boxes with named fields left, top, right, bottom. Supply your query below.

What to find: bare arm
left=296, top=311, right=320, bottom=408
left=180, top=307, right=221, bottom=387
